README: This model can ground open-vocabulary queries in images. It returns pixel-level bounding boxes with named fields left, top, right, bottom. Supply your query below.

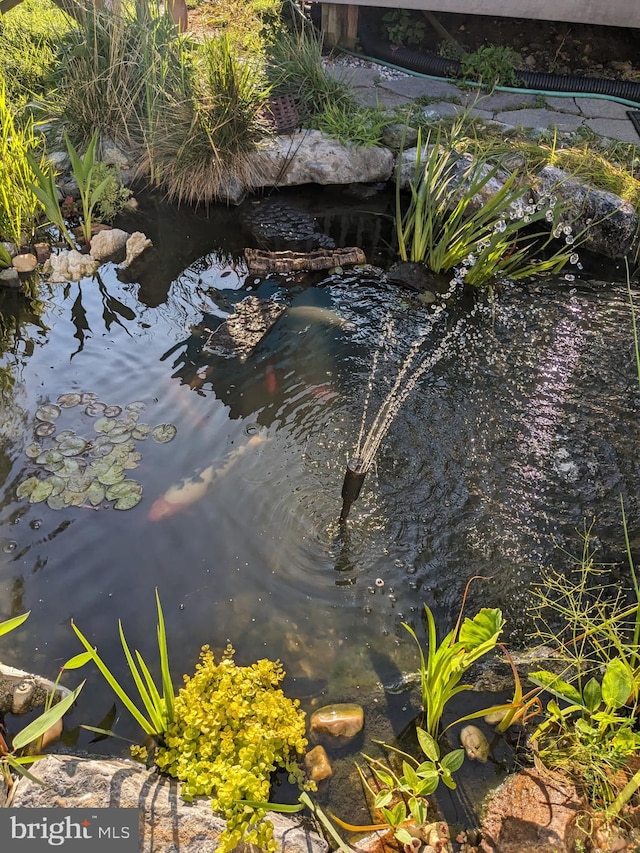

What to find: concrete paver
left=583, top=118, right=640, bottom=144
left=574, top=97, right=632, bottom=119
left=543, top=96, right=582, bottom=114
left=493, top=108, right=586, bottom=132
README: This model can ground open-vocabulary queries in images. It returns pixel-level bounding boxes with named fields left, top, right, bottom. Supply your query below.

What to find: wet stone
left=309, top=702, right=364, bottom=746
left=12, top=253, right=38, bottom=273
left=304, top=744, right=333, bottom=782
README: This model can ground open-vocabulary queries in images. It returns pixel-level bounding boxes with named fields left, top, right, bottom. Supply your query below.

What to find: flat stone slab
left=8, top=755, right=327, bottom=853
left=543, top=96, right=582, bottom=115
left=584, top=118, right=640, bottom=145
left=377, top=76, right=461, bottom=100
left=494, top=109, right=585, bottom=132
left=575, top=97, right=632, bottom=120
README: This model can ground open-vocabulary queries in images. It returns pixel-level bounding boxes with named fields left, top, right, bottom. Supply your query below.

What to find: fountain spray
left=339, top=310, right=465, bottom=522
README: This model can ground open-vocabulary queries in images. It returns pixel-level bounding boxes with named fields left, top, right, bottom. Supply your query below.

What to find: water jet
left=339, top=457, right=368, bottom=522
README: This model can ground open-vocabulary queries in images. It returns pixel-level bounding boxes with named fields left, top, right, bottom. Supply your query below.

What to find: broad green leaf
left=394, top=829, right=414, bottom=846
left=374, top=790, right=393, bottom=809
left=416, top=726, right=439, bottom=761
left=529, top=670, right=585, bottom=707
left=381, top=801, right=406, bottom=828
left=583, top=677, right=602, bottom=712
left=441, top=768, right=457, bottom=790
left=401, top=761, right=420, bottom=791
left=62, top=651, right=93, bottom=670
left=12, top=682, right=84, bottom=750
left=371, top=767, right=395, bottom=788
left=16, top=476, right=39, bottom=499
left=0, top=611, right=30, bottom=637
left=440, top=748, right=465, bottom=773
left=408, top=796, right=427, bottom=826
left=458, top=608, right=503, bottom=650
left=602, top=658, right=633, bottom=710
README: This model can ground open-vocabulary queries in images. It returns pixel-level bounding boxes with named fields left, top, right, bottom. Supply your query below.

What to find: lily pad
left=151, top=424, right=177, bottom=444
left=80, top=392, right=98, bottom=404
left=106, top=480, right=143, bottom=510
left=25, top=443, right=42, bottom=459
left=122, top=451, right=142, bottom=470
left=46, top=494, right=67, bottom=511
left=94, top=417, right=116, bottom=433
left=35, top=403, right=61, bottom=422
left=97, top=464, right=126, bottom=486
left=36, top=449, right=64, bottom=466
left=132, top=424, right=151, bottom=440
left=30, top=479, right=55, bottom=503
left=86, top=481, right=106, bottom=506
left=89, top=440, right=114, bottom=458
left=56, top=458, right=85, bottom=478
left=16, top=476, right=40, bottom=499
left=46, top=475, right=67, bottom=497
left=67, top=472, right=94, bottom=493
left=57, top=393, right=82, bottom=408
left=85, top=401, right=107, bottom=417
left=63, top=490, right=88, bottom=507
left=110, top=428, right=132, bottom=444
left=103, top=405, right=122, bottom=418
left=57, top=435, right=89, bottom=457
left=43, top=460, right=65, bottom=474
left=126, top=401, right=146, bottom=414
left=35, top=422, right=56, bottom=438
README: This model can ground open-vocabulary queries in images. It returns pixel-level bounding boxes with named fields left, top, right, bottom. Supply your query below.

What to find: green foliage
left=89, top=162, right=132, bottom=224
left=154, top=644, right=309, bottom=853
left=404, top=593, right=503, bottom=738
left=459, top=45, right=522, bottom=87
left=396, top=122, right=581, bottom=290
left=0, top=0, right=72, bottom=109
left=26, top=151, right=75, bottom=248
left=381, top=10, right=426, bottom=48
left=528, top=520, right=640, bottom=814
left=0, top=81, right=43, bottom=246
left=72, top=588, right=175, bottom=737
left=313, top=102, right=388, bottom=148
left=266, top=22, right=352, bottom=122
left=0, top=611, right=85, bottom=784
left=0, top=243, right=10, bottom=270
left=64, top=130, right=112, bottom=243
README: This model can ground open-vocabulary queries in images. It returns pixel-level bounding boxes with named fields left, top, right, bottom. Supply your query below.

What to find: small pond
left=0, top=184, right=638, bottom=823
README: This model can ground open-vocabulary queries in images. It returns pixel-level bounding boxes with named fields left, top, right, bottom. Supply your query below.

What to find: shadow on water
left=0, top=184, right=637, bottom=823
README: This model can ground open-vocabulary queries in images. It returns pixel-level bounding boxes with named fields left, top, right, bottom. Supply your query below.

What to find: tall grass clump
left=266, top=21, right=353, bottom=123
left=143, top=33, right=270, bottom=203
left=0, top=0, right=73, bottom=109
left=0, top=81, right=43, bottom=246
left=396, top=121, right=582, bottom=290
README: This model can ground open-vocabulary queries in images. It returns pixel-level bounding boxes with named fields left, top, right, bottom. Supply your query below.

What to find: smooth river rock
left=309, top=703, right=364, bottom=746
left=304, top=745, right=332, bottom=782
left=9, top=755, right=328, bottom=853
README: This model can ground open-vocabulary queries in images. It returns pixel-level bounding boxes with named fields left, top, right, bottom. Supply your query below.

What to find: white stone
left=89, top=227, right=130, bottom=261
left=43, top=250, right=99, bottom=282
left=121, top=231, right=153, bottom=268
left=249, top=130, right=394, bottom=189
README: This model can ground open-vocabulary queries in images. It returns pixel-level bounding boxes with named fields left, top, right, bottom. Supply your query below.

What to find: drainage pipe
left=356, top=31, right=640, bottom=108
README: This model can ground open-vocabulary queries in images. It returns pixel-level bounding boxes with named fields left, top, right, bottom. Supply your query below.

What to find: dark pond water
left=0, top=185, right=638, bottom=822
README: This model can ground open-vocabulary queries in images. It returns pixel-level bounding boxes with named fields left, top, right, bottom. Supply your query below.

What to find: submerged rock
left=12, top=253, right=38, bottom=273
left=459, top=724, right=490, bottom=762
left=309, top=703, right=364, bottom=746
left=305, top=744, right=333, bottom=782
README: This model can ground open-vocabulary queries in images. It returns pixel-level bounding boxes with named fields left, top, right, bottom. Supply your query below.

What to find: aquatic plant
left=0, top=611, right=84, bottom=782
left=26, top=151, right=76, bottom=248
left=72, top=588, right=174, bottom=738
left=404, top=581, right=503, bottom=738
left=0, top=242, right=11, bottom=269
left=396, top=123, right=580, bottom=290
left=89, top=162, right=133, bottom=224
left=16, top=393, right=176, bottom=511
left=527, top=519, right=640, bottom=815
left=64, top=130, right=114, bottom=244
left=154, top=644, right=309, bottom=853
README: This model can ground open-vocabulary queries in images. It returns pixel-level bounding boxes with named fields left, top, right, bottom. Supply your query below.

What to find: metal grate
left=263, top=94, right=300, bottom=134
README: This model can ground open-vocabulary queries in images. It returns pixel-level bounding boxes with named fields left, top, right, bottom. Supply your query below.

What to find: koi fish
left=147, top=433, right=268, bottom=521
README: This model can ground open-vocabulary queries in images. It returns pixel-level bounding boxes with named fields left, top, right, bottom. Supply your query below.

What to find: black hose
left=358, top=31, right=640, bottom=105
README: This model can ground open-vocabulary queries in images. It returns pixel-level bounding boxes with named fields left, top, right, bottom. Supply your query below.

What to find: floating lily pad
left=132, top=424, right=151, bottom=440
left=85, top=401, right=107, bottom=417
left=54, top=429, right=77, bottom=442
left=67, top=472, right=94, bottom=493
left=47, top=475, right=66, bottom=497
left=57, top=393, right=83, bottom=408
left=126, top=401, right=146, bottom=414
left=35, top=422, right=56, bottom=438
left=106, top=480, right=142, bottom=510
left=97, top=464, right=125, bottom=486
left=63, top=489, right=88, bottom=507
left=57, top=435, right=88, bottom=457
left=46, top=494, right=67, bottom=510
left=56, top=458, right=85, bottom=478
left=110, top=428, right=132, bottom=444
left=86, top=481, right=105, bottom=506
left=43, top=460, right=64, bottom=474
left=25, top=443, right=42, bottom=459
left=122, top=451, right=142, bottom=470
left=36, top=449, right=64, bottom=466
left=30, top=479, right=55, bottom=503
left=35, top=403, right=61, bottom=422
left=151, top=424, right=177, bottom=444
left=94, top=417, right=116, bottom=433
left=103, top=405, right=122, bottom=418
left=89, top=439, right=114, bottom=458
left=80, top=392, right=98, bottom=404
left=16, top=476, right=40, bottom=499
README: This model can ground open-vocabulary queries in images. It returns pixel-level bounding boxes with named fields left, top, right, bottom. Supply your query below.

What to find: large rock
left=90, top=227, right=130, bottom=261
left=10, top=754, right=328, bottom=853
left=43, top=250, right=99, bottom=283
left=309, top=703, right=364, bottom=747
left=534, top=165, right=638, bottom=259
left=121, top=232, right=153, bottom=268
left=249, top=130, right=394, bottom=189
left=479, top=769, right=587, bottom=853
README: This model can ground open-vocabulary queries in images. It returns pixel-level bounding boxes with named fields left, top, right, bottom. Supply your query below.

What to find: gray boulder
left=249, top=130, right=394, bottom=189
left=534, top=165, right=638, bottom=259
left=10, top=755, right=328, bottom=853
left=43, top=250, right=99, bottom=282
